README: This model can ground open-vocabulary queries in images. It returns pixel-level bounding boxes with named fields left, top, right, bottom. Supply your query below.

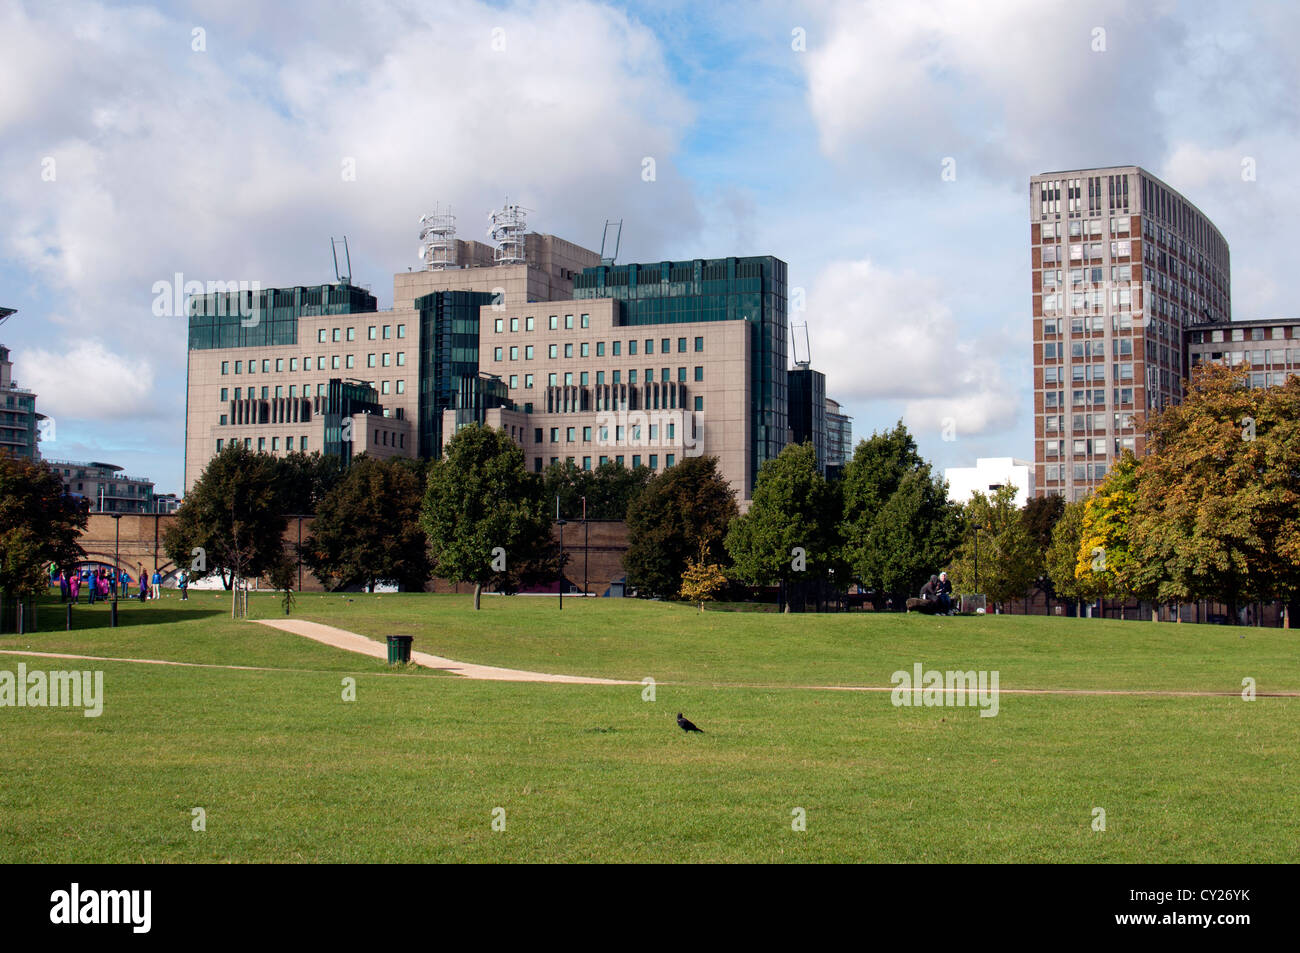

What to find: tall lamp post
left=111, top=513, right=122, bottom=628
left=555, top=495, right=567, bottom=611
left=581, top=495, right=589, bottom=596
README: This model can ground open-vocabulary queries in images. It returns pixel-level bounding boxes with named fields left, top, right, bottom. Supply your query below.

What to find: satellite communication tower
left=487, top=200, right=528, bottom=264
left=418, top=206, right=457, bottom=270
left=791, top=321, right=812, bottom=367
left=330, top=237, right=352, bottom=284
left=599, top=219, right=623, bottom=265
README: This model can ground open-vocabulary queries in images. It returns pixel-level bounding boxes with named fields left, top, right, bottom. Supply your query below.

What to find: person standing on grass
left=109, top=570, right=117, bottom=600
left=59, top=570, right=68, bottom=603
left=88, top=568, right=97, bottom=606
left=138, top=570, right=148, bottom=602
left=151, top=569, right=162, bottom=600
left=179, top=570, right=189, bottom=601
left=69, top=572, right=80, bottom=604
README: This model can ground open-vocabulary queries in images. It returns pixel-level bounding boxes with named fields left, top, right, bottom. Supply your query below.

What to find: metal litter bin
left=386, top=635, right=413, bottom=664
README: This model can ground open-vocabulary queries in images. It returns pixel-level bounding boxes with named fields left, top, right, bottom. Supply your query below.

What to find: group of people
left=54, top=564, right=170, bottom=603
left=919, top=571, right=956, bottom=615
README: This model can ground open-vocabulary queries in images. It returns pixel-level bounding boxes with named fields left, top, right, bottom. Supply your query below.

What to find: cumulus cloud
left=806, top=257, right=1021, bottom=439
left=18, top=340, right=156, bottom=421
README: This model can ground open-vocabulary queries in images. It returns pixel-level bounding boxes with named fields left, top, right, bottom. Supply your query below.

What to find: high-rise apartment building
left=824, top=397, right=853, bottom=479
left=0, top=308, right=44, bottom=462
left=1031, top=166, right=1230, bottom=500
left=46, top=459, right=156, bottom=513
left=1187, top=318, right=1300, bottom=384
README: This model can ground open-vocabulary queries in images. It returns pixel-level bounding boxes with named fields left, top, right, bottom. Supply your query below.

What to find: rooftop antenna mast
left=599, top=219, right=623, bottom=265
left=330, top=237, right=352, bottom=284
left=791, top=321, right=811, bottom=367
left=419, top=205, right=457, bottom=270
left=487, top=199, right=529, bottom=264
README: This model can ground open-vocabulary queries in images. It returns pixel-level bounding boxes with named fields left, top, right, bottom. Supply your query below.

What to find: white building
left=944, top=457, right=1035, bottom=508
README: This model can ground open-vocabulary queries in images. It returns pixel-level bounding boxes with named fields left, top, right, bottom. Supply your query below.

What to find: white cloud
left=17, top=340, right=156, bottom=421
left=806, top=257, right=1020, bottom=439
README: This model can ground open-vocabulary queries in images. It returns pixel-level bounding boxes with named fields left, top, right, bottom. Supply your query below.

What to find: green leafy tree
left=1075, top=450, right=1145, bottom=612
left=624, top=455, right=737, bottom=598
left=1131, top=364, right=1300, bottom=621
left=543, top=460, right=653, bottom=521
left=277, top=451, right=346, bottom=514
left=1022, top=493, right=1065, bottom=602
left=162, top=444, right=293, bottom=615
left=725, top=442, right=842, bottom=609
left=1046, top=499, right=1099, bottom=613
left=303, top=456, right=432, bottom=592
left=0, top=456, right=88, bottom=613
left=421, top=424, right=559, bottom=609
left=945, top=484, right=1038, bottom=610
left=680, top=559, right=728, bottom=612
left=840, top=424, right=960, bottom=606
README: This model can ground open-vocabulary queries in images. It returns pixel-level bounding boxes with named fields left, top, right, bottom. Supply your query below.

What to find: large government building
left=183, top=207, right=849, bottom=503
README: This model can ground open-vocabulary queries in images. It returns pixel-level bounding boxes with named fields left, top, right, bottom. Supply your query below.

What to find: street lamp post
left=555, top=495, right=567, bottom=611
left=581, top=495, right=589, bottom=596
left=111, top=513, right=122, bottom=628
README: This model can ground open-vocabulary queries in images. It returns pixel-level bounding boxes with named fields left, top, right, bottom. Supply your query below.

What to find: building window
left=678, top=337, right=687, bottom=352
left=382, top=353, right=392, bottom=367
left=550, top=428, right=559, bottom=443
left=566, top=427, right=575, bottom=442
left=525, top=316, right=535, bottom=331
left=629, top=340, right=638, bottom=355
left=549, top=344, right=558, bottom=359
left=494, top=318, right=503, bottom=334
left=383, top=325, right=392, bottom=339
left=216, top=439, right=223, bottom=452
left=581, top=314, right=590, bottom=328
left=564, top=343, right=573, bottom=358
left=666, top=454, right=675, bottom=468
left=219, top=414, right=227, bottom=426
left=510, top=317, right=519, bottom=332
left=548, top=373, right=557, bottom=386
left=396, top=380, right=405, bottom=394
left=629, top=370, right=637, bottom=384
left=331, top=355, right=340, bottom=369
left=258, top=437, right=266, bottom=451
left=397, top=324, right=406, bottom=338
left=494, top=348, right=503, bottom=361
left=397, top=352, right=406, bottom=366
left=221, top=361, right=229, bottom=375
left=549, top=315, right=558, bottom=330
left=583, top=426, right=592, bottom=442
left=564, top=372, right=574, bottom=386
left=220, top=387, right=228, bottom=401
left=565, top=314, right=574, bottom=329
left=346, top=355, right=355, bottom=369
left=678, top=367, right=686, bottom=382
left=580, top=342, right=589, bottom=357
left=509, top=375, right=518, bottom=388
left=275, top=358, right=284, bottom=371
left=597, top=342, right=605, bottom=357
left=694, top=336, right=704, bottom=352
left=694, top=366, right=703, bottom=381
left=318, top=329, right=327, bottom=343
left=525, top=374, right=534, bottom=389
left=382, top=381, right=390, bottom=394
left=509, top=346, right=518, bottom=361
left=613, top=341, right=621, bottom=356
left=368, top=326, right=376, bottom=340
left=694, top=396, right=703, bottom=411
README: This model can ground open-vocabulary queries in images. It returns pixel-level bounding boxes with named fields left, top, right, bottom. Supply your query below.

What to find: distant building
left=945, top=457, right=1035, bottom=509
left=788, top=366, right=826, bottom=472
left=0, top=308, right=43, bottom=462
left=46, top=460, right=155, bottom=513
left=153, top=493, right=182, bottom=514
left=824, top=397, right=853, bottom=478
left=1187, top=317, right=1300, bottom=386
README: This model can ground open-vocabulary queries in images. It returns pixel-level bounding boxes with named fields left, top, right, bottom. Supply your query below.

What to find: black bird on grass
left=676, top=712, right=703, bottom=733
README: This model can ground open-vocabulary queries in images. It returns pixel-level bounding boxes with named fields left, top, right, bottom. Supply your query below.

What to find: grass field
left=0, top=592, right=1295, bottom=862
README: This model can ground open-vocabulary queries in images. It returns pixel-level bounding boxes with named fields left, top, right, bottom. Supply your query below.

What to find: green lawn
left=0, top=593, right=1294, bottom=862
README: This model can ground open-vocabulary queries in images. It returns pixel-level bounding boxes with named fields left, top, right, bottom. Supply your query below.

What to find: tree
left=0, top=456, right=88, bottom=619
left=1075, top=450, right=1145, bottom=615
left=680, top=559, right=727, bottom=612
left=1130, top=364, right=1300, bottom=621
left=1022, top=493, right=1066, bottom=605
left=1046, top=499, right=1095, bottom=614
left=163, top=443, right=292, bottom=616
left=840, top=424, right=960, bottom=607
left=421, top=424, right=558, bottom=609
left=277, top=451, right=346, bottom=514
left=725, top=442, right=842, bottom=609
left=302, top=456, right=432, bottom=592
left=624, top=455, right=737, bottom=598
left=945, top=484, right=1038, bottom=610
left=543, top=460, right=653, bottom=521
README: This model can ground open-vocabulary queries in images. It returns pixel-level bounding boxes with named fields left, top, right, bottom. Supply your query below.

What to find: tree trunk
left=473, top=583, right=482, bottom=611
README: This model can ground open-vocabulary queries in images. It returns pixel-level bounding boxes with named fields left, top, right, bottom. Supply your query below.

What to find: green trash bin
left=386, top=635, right=413, bottom=665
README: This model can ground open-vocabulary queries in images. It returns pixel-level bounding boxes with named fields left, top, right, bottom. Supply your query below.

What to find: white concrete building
left=945, top=457, right=1035, bottom=508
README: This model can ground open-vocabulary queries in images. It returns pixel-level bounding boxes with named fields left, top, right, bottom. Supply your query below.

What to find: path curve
left=256, top=619, right=635, bottom=685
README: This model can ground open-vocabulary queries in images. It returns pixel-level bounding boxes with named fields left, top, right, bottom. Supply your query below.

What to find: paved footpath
left=257, top=619, right=634, bottom=685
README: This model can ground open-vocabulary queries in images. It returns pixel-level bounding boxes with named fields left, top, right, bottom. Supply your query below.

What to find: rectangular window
left=678, top=337, right=687, bottom=352
left=509, top=375, right=518, bottom=388
left=580, top=342, right=589, bottom=357
left=525, top=317, right=534, bottom=332
left=290, top=358, right=298, bottom=372
left=549, top=315, right=558, bottom=330
left=535, top=428, right=544, bottom=443
left=368, top=326, right=377, bottom=339
left=613, top=341, right=621, bottom=356
left=580, top=371, right=589, bottom=386
left=597, top=342, right=605, bottom=357
left=549, top=344, right=558, bottom=359
left=694, top=366, right=704, bottom=381
left=331, top=329, right=340, bottom=343
left=494, top=318, right=503, bottom=334
left=612, top=370, right=621, bottom=385
left=566, top=427, right=575, bottom=442
left=318, top=357, right=326, bottom=370
left=666, top=454, right=675, bottom=468
left=678, top=367, right=686, bottom=382
left=258, top=437, right=266, bottom=451
left=346, top=355, right=355, bottom=369
left=397, top=324, right=406, bottom=338
left=645, top=339, right=654, bottom=354
left=220, top=387, right=228, bottom=401
left=694, top=396, right=703, bottom=411
left=629, top=340, right=638, bottom=355
left=275, top=358, right=284, bottom=371
left=397, top=380, right=405, bottom=394
left=581, top=314, right=590, bottom=328
left=582, top=426, right=592, bottom=442
left=494, top=347, right=503, bottom=361
left=397, top=352, right=406, bottom=366
left=564, top=372, right=574, bottom=386
left=550, top=428, right=559, bottom=443
left=331, top=355, right=340, bottom=369
left=318, top=329, right=327, bottom=343
left=216, top=439, right=223, bottom=452
left=510, top=317, right=519, bottom=332
left=219, top=414, right=227, bottom=426
left=509, top=346, right=518, bottom=361
left=525, top=374, right=534, bottom=389
left=548, top=373, right=557, bottom=386
left=525, top=345, right=534, bottom=360
left=694, top=336, right=704, bottom=352
left=596, top=371, right=605, bottom=386
left=564, top=343, right=573, bottom=358
left=234, top=361, right=242, bottom=374
left=383, top=325, right=391, bottom=339
left=565, top=314, right=574, bottom=329
left=275, top=385, right=283, bottom=398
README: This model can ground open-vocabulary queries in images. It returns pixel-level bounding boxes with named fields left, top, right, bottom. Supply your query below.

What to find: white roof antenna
left=487, top=200, right=529, bottom=264
left=418, top=205, right=457, bottom=270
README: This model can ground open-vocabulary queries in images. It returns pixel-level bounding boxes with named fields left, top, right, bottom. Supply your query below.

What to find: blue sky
left=2, top=0, right=1298, bottom=494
